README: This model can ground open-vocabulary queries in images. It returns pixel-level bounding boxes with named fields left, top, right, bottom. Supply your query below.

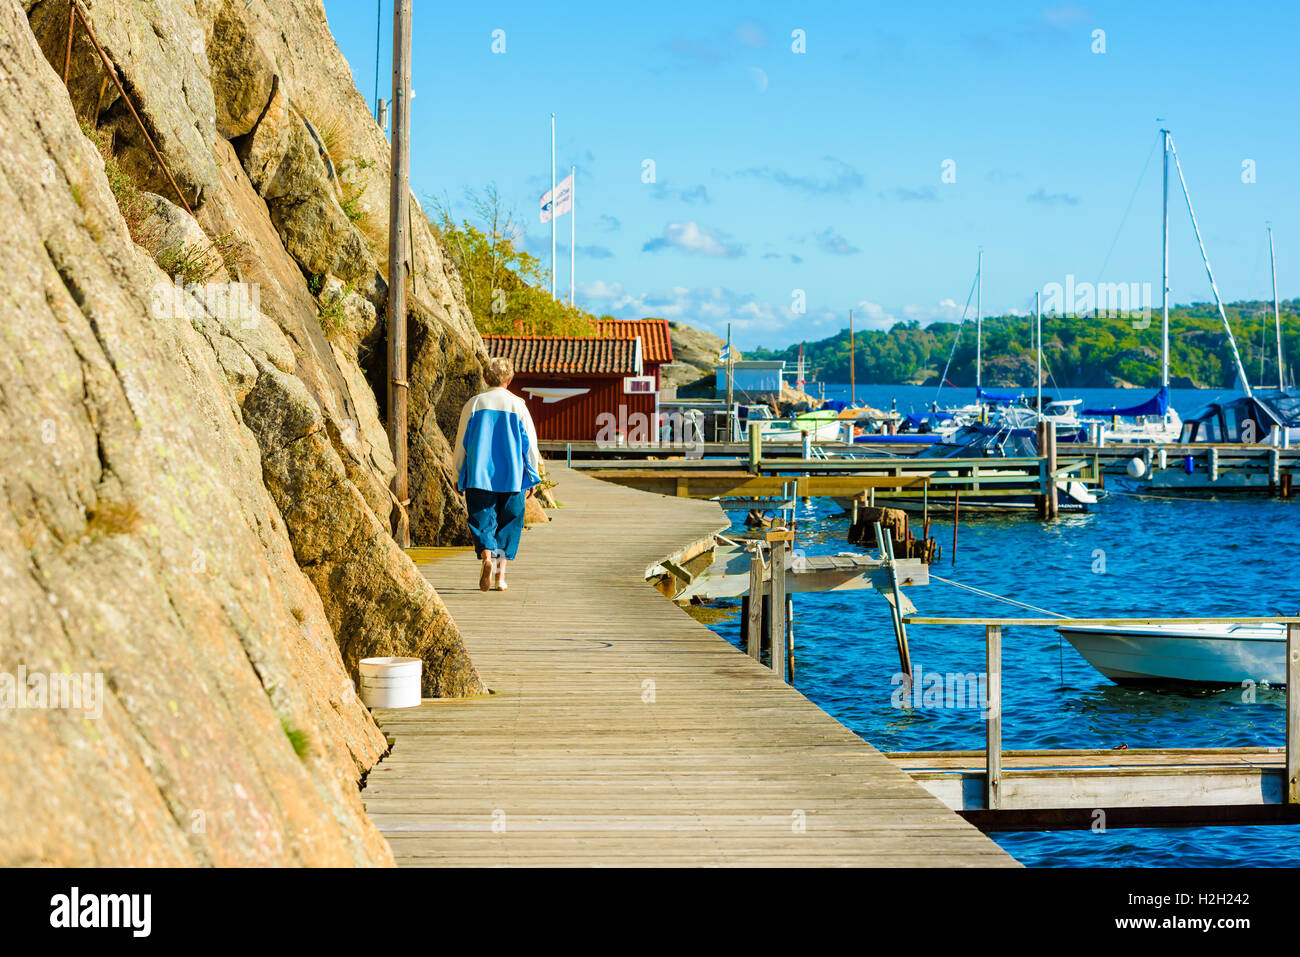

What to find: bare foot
left=478, top=551, right=493, bottom=592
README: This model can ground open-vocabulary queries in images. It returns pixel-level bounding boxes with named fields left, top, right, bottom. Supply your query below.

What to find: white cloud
left=578, top=280, right=845, bottom=344
left=642, top=221, right=744, bottom=258
left=852, top=300, right=899, bottom=329
left=900, top=297, right=968, bottom=324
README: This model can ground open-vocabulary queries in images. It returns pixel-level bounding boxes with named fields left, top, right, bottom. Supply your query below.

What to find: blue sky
left=323, top=1, right=1298, bottom=349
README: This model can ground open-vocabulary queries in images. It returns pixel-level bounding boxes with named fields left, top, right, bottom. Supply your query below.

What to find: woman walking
left=451, top=356, right=543, bottom=591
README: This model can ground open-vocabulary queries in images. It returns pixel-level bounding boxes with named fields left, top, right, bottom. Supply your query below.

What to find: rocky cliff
left=662, top=320, right=726, bottom=391
left=2, top=0, right=490, bottom=864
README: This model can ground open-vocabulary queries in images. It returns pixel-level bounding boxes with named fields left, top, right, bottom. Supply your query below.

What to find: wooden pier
left=361, top=465, right=1015, bottom=866
left=544, top=438, right=1300, bottom=498
left=577, top=454, right=1100, bottom=508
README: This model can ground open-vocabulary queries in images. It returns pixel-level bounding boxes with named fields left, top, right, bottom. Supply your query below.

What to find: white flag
left=539, top=171, right=574, bottom=223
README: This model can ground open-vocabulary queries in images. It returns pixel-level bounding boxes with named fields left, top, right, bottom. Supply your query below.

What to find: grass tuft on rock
left=83, top=500, right=145, bottom=542
left=280, top=717, right=310, bottom=759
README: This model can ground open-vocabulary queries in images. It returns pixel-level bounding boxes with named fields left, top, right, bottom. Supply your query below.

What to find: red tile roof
left=484, top=336, right=642, bottom=375
left=593, top=318, right=674, bottom=364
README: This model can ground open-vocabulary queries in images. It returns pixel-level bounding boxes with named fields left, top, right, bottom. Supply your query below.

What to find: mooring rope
left=928, top=573, right=1070, bottom=619
left=1106, top=488, right=1200, bottom=502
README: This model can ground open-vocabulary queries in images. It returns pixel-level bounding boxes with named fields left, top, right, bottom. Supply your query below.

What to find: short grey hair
left=484, top=356, right=514, bottom=387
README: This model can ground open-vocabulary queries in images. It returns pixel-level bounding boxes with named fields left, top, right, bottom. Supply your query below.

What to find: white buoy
left=1126, top=457, right=1147, bottom=479
left=359, top=656, right=422, bottom=709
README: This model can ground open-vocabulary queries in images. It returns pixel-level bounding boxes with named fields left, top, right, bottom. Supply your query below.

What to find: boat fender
left=1126, top=457, right=1147, bottom=479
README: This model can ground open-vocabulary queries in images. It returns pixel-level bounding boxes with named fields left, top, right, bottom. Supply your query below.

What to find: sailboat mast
left=976, top=250, right=983, bottom=392
left=1270, top=226, right=1284, bottom=391
left=1036, top=290, right=1042, bottom=414
left=1160, top=129, right=1170, bottom=390
left=849, top=309, right=856, bottom=405
left=1168, top=135, right=1252, bottom=396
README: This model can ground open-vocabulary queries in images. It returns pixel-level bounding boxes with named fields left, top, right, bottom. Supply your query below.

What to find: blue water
left=700, top=485, right=1300, bottom=866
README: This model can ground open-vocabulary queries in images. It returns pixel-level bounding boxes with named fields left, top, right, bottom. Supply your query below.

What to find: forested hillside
left=747, top=302, right=1300, bottom=389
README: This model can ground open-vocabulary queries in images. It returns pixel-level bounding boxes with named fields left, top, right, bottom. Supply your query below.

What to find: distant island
left=744, top=301, right=1298, bottom=390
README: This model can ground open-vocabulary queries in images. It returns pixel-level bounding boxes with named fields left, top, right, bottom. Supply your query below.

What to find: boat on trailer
left=1056, top=621, right=1288, bottom=686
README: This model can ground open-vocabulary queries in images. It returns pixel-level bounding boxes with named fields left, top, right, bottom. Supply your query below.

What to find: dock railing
left=902, top=616, right=1300, bottom=811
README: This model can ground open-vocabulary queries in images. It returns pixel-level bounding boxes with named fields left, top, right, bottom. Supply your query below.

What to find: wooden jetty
left=361, top=465, right=1015, bottom=866
left=890, top=616, right=1300, bottom=831
left=577, top=454, right=1100, bottom=509
left=544, top=438, right=1300, bottom=498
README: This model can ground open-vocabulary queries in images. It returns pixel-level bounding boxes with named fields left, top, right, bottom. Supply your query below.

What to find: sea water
left=698, top=386, right=1300, bottom=866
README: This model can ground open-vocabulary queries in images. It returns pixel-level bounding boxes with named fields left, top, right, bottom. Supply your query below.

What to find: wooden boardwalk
left=363, top=465, right=1015, bottom=866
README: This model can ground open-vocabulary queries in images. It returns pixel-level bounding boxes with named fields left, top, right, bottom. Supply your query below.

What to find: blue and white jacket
left=451, top=387, right=543, bottom=493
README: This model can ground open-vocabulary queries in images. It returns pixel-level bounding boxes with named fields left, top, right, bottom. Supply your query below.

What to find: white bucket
left=358, top=656, right=422, bottom=709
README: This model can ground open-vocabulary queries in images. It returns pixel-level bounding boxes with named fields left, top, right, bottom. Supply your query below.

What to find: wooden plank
left=746, top=548, right=762, bottom=660
left=888, top=747, right=1292, bottom=815
left=986, top=625, right=1001, bottom=811
left=770, top=539, right=787, bottom=682
left=369, top=464, right=1015, bottom=867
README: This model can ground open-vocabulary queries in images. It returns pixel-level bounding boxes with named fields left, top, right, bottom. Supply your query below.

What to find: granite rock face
left=2, top=0, right=491, bottom=864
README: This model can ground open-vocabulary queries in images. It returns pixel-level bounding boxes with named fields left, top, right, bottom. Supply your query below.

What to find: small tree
left=431, top=187, right=597, bottom=337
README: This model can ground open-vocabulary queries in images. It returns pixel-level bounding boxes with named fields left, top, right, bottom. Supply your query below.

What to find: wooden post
left=986, top=624, right=1002, bottom=810
left=746, top=545, right=763, bottom=660
left=1288, top=623, right=1299, bottom=804
left=1046, top=424, right=1058, bottom=518
left=951, top=490, right=959, bottom=566
left=748, top=422, right=763, bottom=474
left=786, top=595, right=795, bottom=682
left=770, top=538, right=787, bottom=681
left=387, top=0, right=412, bottom=547
left=875, top=523, right=912, bottom=682
left=1036, top=420, right=1049, bottom=518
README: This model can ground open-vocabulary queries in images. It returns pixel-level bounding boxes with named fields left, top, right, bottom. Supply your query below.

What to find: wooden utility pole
left=387, top=0, right=412, bottom=546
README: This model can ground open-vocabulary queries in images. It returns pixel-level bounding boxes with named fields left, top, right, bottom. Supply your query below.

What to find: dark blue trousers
left=465, top=488, right=526, bottom=560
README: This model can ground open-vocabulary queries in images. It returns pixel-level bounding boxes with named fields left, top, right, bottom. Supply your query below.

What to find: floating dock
left=890, top=616, right=1300, bottom=831
left=889, top=747, right=1298, bottom=829
left=362, top=465, right=1015, bottom=866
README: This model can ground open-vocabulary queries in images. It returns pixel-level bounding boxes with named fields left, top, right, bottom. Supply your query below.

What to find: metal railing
left=902, top=616, right=1300, bottom=811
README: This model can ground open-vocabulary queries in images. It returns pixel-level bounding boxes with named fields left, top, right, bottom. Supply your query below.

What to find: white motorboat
left=1055, top=621, right=1288, bottom=686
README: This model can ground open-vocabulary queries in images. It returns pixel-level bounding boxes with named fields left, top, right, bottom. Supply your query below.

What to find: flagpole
left=725, top=323, right=734, bottom=441
left=550, top=112, right=556, bottom=300
left=570, top=165, right=576, bottom=306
